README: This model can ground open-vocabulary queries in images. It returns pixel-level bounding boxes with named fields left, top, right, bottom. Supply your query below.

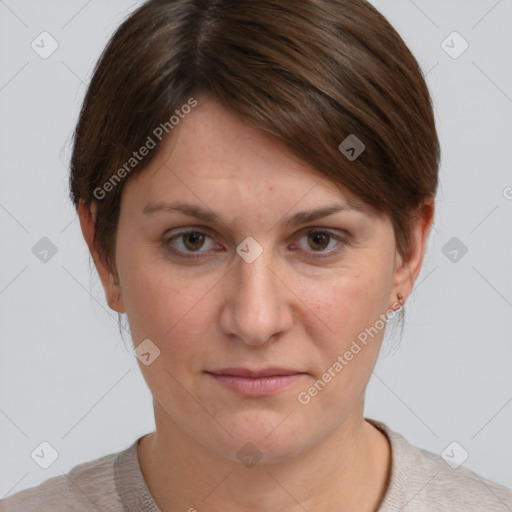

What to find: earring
left=397, top=292, right=404, bottom=307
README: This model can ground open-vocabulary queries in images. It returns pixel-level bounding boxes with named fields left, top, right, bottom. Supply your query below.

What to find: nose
left=219, top=243, right=294, bottom=346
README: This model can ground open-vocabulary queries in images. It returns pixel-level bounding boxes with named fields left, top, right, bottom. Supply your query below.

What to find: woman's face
left=91, top=97, right=423, bottom=464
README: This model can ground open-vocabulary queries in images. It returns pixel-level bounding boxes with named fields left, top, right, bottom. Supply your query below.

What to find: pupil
left=184, top=232, right=204, bottom=250
left=310, top=233, right=329, bottom=250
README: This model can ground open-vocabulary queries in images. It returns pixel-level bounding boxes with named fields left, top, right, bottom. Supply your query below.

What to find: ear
left=77, top=200, right=126, bottom=313
left=390, top=196, right=435, bottom=307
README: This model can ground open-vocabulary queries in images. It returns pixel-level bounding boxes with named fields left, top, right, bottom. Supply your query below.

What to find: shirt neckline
left=114, top=434, right=162, bottom=511
left=114, top=418, right=401, bottom=511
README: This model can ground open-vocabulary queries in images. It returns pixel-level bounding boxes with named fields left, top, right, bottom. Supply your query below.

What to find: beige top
left=1, top=419, right=511, bottom=511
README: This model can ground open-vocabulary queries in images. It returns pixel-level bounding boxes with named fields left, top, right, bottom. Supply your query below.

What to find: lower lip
left=207, top=373, right=306, bottom=397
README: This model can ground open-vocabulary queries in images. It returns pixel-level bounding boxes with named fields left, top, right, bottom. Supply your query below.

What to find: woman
left=2, top=0, right=511, bottom=510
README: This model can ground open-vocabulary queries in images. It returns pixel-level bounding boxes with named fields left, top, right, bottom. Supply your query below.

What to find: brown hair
left=69, top=0, right=439, bottom=330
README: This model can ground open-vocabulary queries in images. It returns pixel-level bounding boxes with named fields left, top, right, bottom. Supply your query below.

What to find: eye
left=292, top=229, right=348, bottom=258
left=164, top=229, right=219, bottom=258
left=163, top=227, right=348, bottom=260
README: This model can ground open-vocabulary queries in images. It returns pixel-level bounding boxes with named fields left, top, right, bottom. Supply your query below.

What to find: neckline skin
left=135, top=411, right=392, bottom=511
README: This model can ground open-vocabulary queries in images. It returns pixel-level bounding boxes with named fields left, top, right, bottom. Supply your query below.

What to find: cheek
left=119, top=255, right=218, bottom=354
left=294, top=271, right=391, bottom=409
left=293, top=274, right=387, bottom=415
left=297, top=268, right=389, bottom=347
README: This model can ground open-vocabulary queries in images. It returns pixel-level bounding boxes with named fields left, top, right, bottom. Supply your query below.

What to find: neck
left=137, top=402, right=391, bottom=511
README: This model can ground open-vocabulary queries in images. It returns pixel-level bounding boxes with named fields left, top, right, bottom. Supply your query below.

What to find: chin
left=203, top=411, right=315, bottom=466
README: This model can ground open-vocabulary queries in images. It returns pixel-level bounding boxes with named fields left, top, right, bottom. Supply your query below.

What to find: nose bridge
left=223, top=241, right=292, bottom=345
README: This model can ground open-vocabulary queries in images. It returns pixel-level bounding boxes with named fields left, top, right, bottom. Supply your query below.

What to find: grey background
left=1, top=0, right=511, bottom=498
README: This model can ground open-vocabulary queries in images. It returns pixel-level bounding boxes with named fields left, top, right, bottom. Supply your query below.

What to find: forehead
left=122, top=97, right=370, bottom=213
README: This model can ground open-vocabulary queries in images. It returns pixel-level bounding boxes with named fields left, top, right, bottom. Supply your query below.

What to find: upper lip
left=206, top=367, right=305, bottom=378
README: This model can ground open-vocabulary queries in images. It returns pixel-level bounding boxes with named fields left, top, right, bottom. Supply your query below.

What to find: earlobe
left=390, top=255, right=412, bottom=308
left=77, top=200, right=126, bottom=314
left=105, top=283, right=126, bottom=314
left=390, top=197, right=435, bottom=308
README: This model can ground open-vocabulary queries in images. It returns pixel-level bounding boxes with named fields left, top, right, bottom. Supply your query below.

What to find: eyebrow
left=142, top=200, right=368, bottom=227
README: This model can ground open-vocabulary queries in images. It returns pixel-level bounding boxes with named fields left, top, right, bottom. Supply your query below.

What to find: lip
left=207, top=367, right=305, bottom=378
left=205, top=367, right=307, bottom=397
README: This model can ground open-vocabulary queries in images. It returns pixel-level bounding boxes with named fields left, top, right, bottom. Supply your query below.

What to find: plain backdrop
left=1, top=0, right=511, bottom=498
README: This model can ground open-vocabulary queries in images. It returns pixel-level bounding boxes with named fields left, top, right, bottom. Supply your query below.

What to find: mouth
left=204, top=367, right=308, bottom=397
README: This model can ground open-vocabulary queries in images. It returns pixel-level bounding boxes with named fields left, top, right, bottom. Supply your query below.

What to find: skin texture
left=78, top=96, right=434, bottom=511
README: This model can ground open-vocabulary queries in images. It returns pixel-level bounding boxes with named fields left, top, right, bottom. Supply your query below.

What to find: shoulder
left=368, top=419, right=512, bottom=512
left=0, top=443, right=130, bottom=512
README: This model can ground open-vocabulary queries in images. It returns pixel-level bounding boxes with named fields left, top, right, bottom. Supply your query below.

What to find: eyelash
left=163, top=228, right=349, bottom=260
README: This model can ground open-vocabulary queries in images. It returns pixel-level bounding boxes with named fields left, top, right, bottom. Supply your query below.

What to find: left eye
left=294, top=230, right=343, bottom=254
